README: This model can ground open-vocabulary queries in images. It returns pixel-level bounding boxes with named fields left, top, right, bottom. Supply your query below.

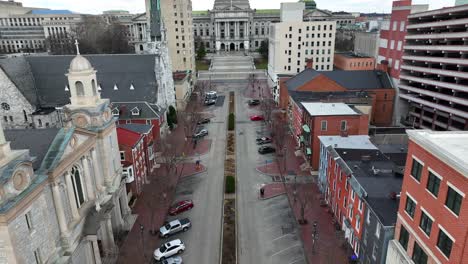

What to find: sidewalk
left=285, top=183, right=348, bottom=264
left=259, top=182, right=286, bottom=199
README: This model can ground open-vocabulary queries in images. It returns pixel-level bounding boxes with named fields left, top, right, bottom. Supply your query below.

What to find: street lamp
left=140, top=224, right=147, bottom=261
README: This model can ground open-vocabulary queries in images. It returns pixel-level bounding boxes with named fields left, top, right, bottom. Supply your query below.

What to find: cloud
left=20, top=0, right=455, bottom=14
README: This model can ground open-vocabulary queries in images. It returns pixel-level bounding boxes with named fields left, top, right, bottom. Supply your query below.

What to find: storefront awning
left=306, top=148, right=312, bottom=155
left=302, top=124, right=310, bottom=133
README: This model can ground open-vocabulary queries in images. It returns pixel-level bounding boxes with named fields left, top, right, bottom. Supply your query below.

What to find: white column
left=92, top=149, right=104, bottom=192
left=91, top=237, right=102, bottom=264
left=52, top=182, right=68, bottom=234
left=82, top=156, right=95, bottom=200
left=225, top=22, right=228, bottom=39
left=65, top=172, right=80, bottom=220
left=106, top=216, right=115, bottom=249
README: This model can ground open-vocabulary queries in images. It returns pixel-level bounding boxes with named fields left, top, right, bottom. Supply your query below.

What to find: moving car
left=193, top=129, right=208, bottom=138
left=159, top=218, right=192, bottom=238
left=256, top=137, right=272, bottom=145
left=258, top=146, right=276, bottom=154
left=154, top=239, right=185, bottom=261
left=161, top=256, right=183, bottom=264
left=169, top=200, right=194, bottom=216
left=248, top=99, right=260, bottom=106
left=197, top=118, right=211, bottom=125
left=250, top=115, right=265, bottom=121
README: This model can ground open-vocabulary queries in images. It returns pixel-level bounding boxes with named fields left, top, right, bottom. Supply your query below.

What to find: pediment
left=305, top=9, right=332, bottom=17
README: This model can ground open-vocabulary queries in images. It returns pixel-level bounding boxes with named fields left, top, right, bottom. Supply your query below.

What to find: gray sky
left=20, top=0, right=454, bottom=15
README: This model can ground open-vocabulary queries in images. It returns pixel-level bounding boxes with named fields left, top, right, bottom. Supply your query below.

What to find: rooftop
left=289, top=90, right=371, bottom=103
left=319, top=135, right=377, bottom=150
left=407, top=130, right=468, bottom=178
left=336, top=52, right=372, bottom=59
left=30, top=9, right=74, bottom=15
left=301, top=102, right=359, bottom=117
left=118, top=123, right=153, bottom=134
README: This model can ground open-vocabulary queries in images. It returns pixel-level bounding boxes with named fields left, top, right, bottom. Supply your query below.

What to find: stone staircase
left=198, top=54, right=267, bottom=81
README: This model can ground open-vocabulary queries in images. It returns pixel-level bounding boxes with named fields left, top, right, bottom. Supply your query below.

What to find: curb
left=179, top=166, right=207, bottom=179
left=258, top=192, right=286, bottom=200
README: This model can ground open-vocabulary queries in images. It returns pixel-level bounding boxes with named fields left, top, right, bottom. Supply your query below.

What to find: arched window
left=91, top=79, right=97, bottom=96
left=75, top=81, right=84, bottom=96
left=71, top=165, right=86, bottom=208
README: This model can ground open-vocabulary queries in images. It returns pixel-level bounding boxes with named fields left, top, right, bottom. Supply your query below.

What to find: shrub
left=225, top=176, right=235, bottom=193
left=168, top=105, right=178, bottom=124
left=228, top=113, right=235, bottom=131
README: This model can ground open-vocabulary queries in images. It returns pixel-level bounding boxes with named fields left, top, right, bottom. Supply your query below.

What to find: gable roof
left=119, top=123, right=153, bottom=134
left=0, top=57, right=39, bottom=106
left=111, top=102, right=161, bottom=120
left=285, top=68, right=393, bottom=91
left=0, top=54, right=159, bottom=108
left=117, top=127, right=143, bottom=148
left=4, top=128, right=60, bottom=170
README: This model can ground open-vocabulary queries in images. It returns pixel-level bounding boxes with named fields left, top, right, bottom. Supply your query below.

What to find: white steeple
left=66, top=40, right=102, bottom=107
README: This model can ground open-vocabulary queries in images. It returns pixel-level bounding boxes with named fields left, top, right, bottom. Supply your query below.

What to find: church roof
left=213, top=0, right=250, bottom=10
left=0, top=54, right=159, bottom=108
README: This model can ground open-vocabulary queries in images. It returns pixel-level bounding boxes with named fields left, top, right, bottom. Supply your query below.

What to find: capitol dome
left=69, top=55, right=93, bottom=72
left=299, top=0, right=317, bottom=10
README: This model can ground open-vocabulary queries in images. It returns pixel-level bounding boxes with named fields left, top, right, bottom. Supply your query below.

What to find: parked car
left=205, top=91, right=217, bottom=99
left=256, top=137, right=272, bottom=145
left=258, top=146, right=276, bottom=154
left=248, top=99, right=260, bottom=106
left=161, top=256, right=183, bottom=264
left=204, top=99, right=216, bottom=106
left=169, top=200, right=194, bottom=216
left=154, top=239, right=185, bottom=261
left=159, top=218, right=191, bottom=238
left=193, top=129, right=208, bottom=138
left=250, top=115, right=265, bottom=121
left=197, top=118, right=211, bottom=125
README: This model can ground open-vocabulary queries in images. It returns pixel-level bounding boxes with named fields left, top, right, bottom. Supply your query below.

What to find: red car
left=169, top=200, right=194, bottom=215
left=250, top=115, right=265, bottom=121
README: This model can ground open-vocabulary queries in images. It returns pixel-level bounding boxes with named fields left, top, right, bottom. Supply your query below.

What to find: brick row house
left=278, top=67, right=395, bottom=127
left=325, top=144, right=404, bottom=263
left=117, top=123, right=156, bottom=198
left=300, top=102, right=369, bottom=170
left=386, top=130, right=468, bottom=264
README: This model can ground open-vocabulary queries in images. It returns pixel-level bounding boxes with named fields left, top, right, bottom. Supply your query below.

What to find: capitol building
left=193, top=0, right=355, bottom=52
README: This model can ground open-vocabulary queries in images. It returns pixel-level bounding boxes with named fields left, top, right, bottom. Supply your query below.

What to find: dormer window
left=114, top=84, right=118, bottom=91
left=112, top=108, right=120, bottom=116
left=130, top=83, right=135, bottom=90
left=131, top=107, right=140, bottom=116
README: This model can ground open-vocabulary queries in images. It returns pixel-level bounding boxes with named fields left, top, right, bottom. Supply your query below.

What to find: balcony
left=400, top=74, right=468, bottom=93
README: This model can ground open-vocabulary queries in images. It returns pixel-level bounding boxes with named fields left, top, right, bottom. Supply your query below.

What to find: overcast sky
left=20, top=0, right=454, bottom=15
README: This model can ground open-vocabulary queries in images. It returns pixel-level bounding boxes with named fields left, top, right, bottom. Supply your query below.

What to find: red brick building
left=300, top=102, right=369, bottom=170
left=387, top=130, right=468, bottom=264
left=334, top=53, right=376, bottom=71
left=278, top=68, right=395, bottom=126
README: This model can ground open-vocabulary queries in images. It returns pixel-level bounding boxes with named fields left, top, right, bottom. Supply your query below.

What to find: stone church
left=0, top=51, right=134, bottom=263
left=193, top=0, right=355, bottom=52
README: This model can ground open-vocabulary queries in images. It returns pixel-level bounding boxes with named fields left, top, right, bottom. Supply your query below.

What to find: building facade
left=398, top=4, right=468, bottom=131
left=354, top=32, right=380, bottom=59
left=0, top=52, right=133, bottom=263
left=334, top=52, right=376, bottom=71
left=386, top=130, right=468, bottom=264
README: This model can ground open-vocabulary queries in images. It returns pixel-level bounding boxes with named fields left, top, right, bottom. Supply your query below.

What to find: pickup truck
left=159, top=218, right=191, bottom=238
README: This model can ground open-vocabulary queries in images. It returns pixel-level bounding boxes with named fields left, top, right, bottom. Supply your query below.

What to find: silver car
left=161, top=256, right=183, bottom=264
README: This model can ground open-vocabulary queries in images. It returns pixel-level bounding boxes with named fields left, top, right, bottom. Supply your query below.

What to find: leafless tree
left=178, top=111, right=202, bottom=147
left=272, top=114, right=289, bottom=174
left=260, top=98, right=275, bottom=124
left=247, top=73, right=259, bottom=96
left=296, top=185, right=310, bottom=225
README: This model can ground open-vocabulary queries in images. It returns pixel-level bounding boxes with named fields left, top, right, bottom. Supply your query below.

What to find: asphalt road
left=160, top=90, right=228, bottom=264
left=236, top=88, right=307, bottom=264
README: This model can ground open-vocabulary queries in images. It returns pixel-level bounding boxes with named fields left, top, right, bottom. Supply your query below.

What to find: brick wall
left=334, top=54, right=376, bottom=71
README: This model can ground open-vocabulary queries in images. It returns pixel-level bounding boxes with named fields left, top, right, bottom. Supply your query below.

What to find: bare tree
left=260, top=98, right=275, bottom=124
left=295, top=185, right=310, bottom=225
left=272, top=113, right=289, bottom=174
left=178, top=111, right=202, bottom=148
left=247, top=74, right=259, bottom=96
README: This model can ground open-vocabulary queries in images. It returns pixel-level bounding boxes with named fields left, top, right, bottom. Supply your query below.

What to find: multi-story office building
left=354, top=31, right=380, bottom=59
left=398, top=4, right=468, bottom=131
left=386, top=130, right=468, bottom=264
left=268, top=2, right=336, bottom=83
left=158, top=0, right=195, bottom=74
left=192, top=0, right=354, bottom=53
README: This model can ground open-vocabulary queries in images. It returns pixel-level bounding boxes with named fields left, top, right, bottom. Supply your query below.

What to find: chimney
left=306, top=58, right=314, bottom=69
left=377, top=60, right=390, bottom=73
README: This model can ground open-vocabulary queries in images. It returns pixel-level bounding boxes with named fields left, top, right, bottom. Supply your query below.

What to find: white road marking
left=271, top=243, right=301, bottom=257
left=272, top=233, right=294, bottom=242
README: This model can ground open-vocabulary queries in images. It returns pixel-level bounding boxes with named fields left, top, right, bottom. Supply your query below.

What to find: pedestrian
left=260, top=187, right=265, bottom=197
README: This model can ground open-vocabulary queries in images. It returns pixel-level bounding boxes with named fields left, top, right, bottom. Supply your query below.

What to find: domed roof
left=299, top=0, right=316, bottom=10
left=69, top=55, right=93, bottom=72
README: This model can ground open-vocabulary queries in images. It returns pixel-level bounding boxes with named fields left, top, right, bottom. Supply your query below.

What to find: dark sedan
left=258, top=146, right=276, bottom=154
left=197, top=118, right=211, bottom=125
left=248, top=99, right=260, bottom=106
left=256, top=137, right=272, bottom=145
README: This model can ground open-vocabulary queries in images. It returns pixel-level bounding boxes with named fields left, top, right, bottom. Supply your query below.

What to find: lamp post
left=140, top=224, right=147, bottom=261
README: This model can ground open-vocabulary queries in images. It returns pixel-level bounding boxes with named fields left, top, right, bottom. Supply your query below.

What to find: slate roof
left=4, top=128, right=60, bottom=170
left=289, top=90, right=371, bottom=103
left=0, top=54, right=159, bottom=108
left=119, top=123, right=153, bottom=134
left=285, top=68, right=393, bottom=91
left=0, top=57, right=39, bottom=106
left=336, top=148, right=403, bottom=226
left=111, top=102, right=162, bottom=120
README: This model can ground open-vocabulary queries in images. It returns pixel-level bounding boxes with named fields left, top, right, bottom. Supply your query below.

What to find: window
left=321, top=120, right=327, bottom=131
left=405, top=195, right=416, bottom=218
left=399, top=225, right=409, bottom=250
left=375, top=222, right=381, bottom=238
left=340, top=120, right=347, bottom=131
left=70, top=166, right=86, bottom=208
left=366, top=210, right=371, bottom=224
left=412, top=242, right=428, bottom=264
left=390, top=40, right=395, bottom=49
left=419, top=210, right=433, bottom=236
left=437, top=228, right=453, bottom=258
left=400, top=21, right=405, bottom=31
left=356, top=217, right=360, bottom=231
left=394, top=60, right=400, bottom=70
left=75, top=81, right=84, bottom=96
left=426, top=171, right=441, bottom=197
left=120, top=151, right=125, bottom=161
left=411, top=158, right=423, bottom=181
left=25, top=211, right=34, bottom=231
left=445, top=186, right=463, bottom=216
left=392, top=21, right=398, bottom=31
left=351, top=189, right=355, bottom=201
left=358, top=199, right=363, bottom=212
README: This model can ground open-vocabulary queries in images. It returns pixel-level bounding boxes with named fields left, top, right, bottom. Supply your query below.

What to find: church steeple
left=66, top=40, right=102, bottom=107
